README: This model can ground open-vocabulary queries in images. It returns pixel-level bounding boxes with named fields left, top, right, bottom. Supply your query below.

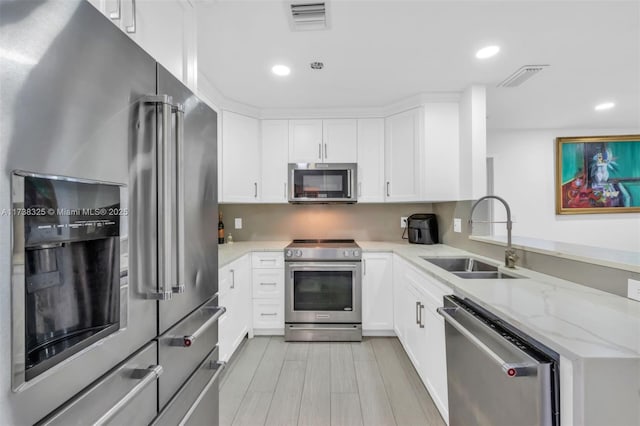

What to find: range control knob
left=295, top=250, right=303, bottom=257
left=353, top=250, right=360, bottom=257
left=344, top=250, right=351, bottom=257
left=285, top=249, right=293, bottom=257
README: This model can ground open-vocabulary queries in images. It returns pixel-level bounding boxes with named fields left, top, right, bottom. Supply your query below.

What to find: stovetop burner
left=291, top=239, right=355, bottom=244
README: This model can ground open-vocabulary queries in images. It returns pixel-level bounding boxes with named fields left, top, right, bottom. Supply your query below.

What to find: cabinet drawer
left=253, top=300, right=284, bottom=329
left=252, top=252, right=284, bottom=269
left=157, top=296, right=225, bottom=408
left=151, top=346, right=225, bottom=426
left=252, top=269, right=284, bottom=298
left=37, top=342, right=159, bottom=426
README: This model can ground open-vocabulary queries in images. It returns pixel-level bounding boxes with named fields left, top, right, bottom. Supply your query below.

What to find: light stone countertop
left=219, top=240, right=640, bottom=361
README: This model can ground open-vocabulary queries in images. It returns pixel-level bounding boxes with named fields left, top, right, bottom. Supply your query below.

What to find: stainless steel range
left=284, top=239, right=362, bottom=342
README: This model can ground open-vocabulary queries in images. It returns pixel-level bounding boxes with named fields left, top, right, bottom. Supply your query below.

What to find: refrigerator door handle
left=173, top=306, right=227, bottom=347
left=173, top=104, right=185, bottom=294
left=109, top=0, right=121, bottom=19
left=144, top=95, right=174, bottom=301
left=93, top=365, right=163, bottom=426
left=178, top=361, right=226, bottom=426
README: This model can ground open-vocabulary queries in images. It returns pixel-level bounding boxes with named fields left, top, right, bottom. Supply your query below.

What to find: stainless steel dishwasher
left=438, top=295, right=560, bottom=426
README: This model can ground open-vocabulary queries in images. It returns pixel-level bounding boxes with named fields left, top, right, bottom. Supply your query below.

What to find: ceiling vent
left=288, top=2, right=329, bottom=31
left=497, top=65, right=549, bottom=87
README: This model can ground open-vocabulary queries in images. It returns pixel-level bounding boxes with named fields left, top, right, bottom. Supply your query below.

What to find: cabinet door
left=392, top=255, right=407, bottom=340
left=423, top=103, right=460, bottom=201
left=231, top=256, right=252, bottom=351
left=384, top=108, right=423, bottom=201
left=261, top=120, right=289, bottom=203
left=221, top=111, right=261, bottom=202
left=423, top=305, right=449, bottom=422
left=217, top=266, right=233, bottom=362
left=289, top=120, right=323, bottom=163
left=322, top=119, right=357, bottom=163
left=362, top=253, right=393, bottom=331
left=357, top=119, right=385, bottom=202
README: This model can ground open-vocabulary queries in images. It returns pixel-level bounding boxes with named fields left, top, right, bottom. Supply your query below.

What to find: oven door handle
left=286, top=262, right=360, bottom=270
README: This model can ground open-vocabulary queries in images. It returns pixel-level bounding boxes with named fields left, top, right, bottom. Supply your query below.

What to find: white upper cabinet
left=261, top=120, right=289, bottom=203
left=88, top=0, right=196, bottom=90
left=423, top=103, right=460, bottom=201
left=288, top=120, right=323, bottom=163
left=288, top=119, right=357, bottom=163
left=384, top=108, right=423, bottom=202
left=356, top=118, right=385, bottom=202
left=221, top=111, right=261, bottom=203
left=322, top=119, right=357, bottom=163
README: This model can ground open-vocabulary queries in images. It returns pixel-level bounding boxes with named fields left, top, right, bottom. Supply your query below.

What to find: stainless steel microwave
left=288, top=163, right=357, bottom=203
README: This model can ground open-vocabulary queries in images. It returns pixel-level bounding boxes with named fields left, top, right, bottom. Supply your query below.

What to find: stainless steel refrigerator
left=0, top=1, right=222, bottom=424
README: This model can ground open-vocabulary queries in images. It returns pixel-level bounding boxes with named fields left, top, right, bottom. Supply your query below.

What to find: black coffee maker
left=405, top=214, right=439, bottom=244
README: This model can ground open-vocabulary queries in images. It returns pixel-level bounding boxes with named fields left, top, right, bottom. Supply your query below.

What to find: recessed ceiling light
left=476, top=45, right=500, bottom=59
left=271, top=64, right=291, bottom=76
left=594, top=102, right=615, bottom=111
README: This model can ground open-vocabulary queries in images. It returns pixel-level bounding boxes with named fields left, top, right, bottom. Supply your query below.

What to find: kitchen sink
left=420, top=257, right=498, bottom=272
left=451, top=271, right=522, bottom=279
left=420, top=256, right=524, bottom=279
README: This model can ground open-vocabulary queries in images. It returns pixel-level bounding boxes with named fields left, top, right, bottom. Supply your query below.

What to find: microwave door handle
left=347, top=169, right=352, bottom=198
left=173, top=104, right=185, bottom=294
left=144, top=95, right=174, bottom=300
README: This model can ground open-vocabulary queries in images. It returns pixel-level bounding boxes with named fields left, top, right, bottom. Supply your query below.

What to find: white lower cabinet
left=251, top=252, right=285, bottom=335
left=393, top=255, right=450, bottom=424
left=362, top=252, right=394, bottom=333
left=218, top=254, right=251, bottom=362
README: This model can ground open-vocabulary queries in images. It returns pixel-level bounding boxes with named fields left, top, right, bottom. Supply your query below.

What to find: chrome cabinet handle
left=416, top=301, right=420, bottom=324
left=125, top=0, right=136, bottom=33
left=254, top=182, right=258, bottom=198
left=260, top=282, right=277, bottom=286
left=173, top=104, right=185, bottom=294
left=172, top=306, right=227, bottom=347
left=109, top=0, right=121, bottom=19
left=419, top=303, right=425, bottom=328
left=324, top=143, right=327, bottom=159
left=260, top=312, right=278, bottom=316
left=386, top=181, right=390, bottom=197
left=144, top=95, right=174, bottom=301
left=437, top=307, right=538, bottom=377
left=318, top=143, right=322, bottom=160
left=178, top=361, right=226, bottom=426
left=230, top=269, right=235, bottom=289
left=94, top=365, right=163, bottom=426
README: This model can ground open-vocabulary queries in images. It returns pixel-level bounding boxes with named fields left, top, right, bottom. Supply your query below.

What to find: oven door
left=285, top=262, right=361, bottom=323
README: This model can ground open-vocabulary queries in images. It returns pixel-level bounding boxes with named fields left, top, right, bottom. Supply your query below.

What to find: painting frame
left=556, top=134, right=640, bottom=215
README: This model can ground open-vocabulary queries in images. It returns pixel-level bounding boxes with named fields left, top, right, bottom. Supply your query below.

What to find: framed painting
left=556, top=135, right=640, bottom=214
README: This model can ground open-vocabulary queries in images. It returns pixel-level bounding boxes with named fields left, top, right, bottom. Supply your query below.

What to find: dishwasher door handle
left=437, top=307, right=538, bottom=377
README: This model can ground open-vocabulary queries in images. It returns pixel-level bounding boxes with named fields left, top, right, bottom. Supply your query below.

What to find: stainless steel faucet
left=469, top=195, right=519, bottom=269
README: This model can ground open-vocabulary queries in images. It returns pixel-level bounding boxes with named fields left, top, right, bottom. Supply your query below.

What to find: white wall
left=487, top=128, right=640, bottom=252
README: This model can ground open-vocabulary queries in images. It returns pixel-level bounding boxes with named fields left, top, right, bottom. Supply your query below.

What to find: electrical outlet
left=234, top=218, right=242, bottom=229
left=453, top=218, right=462, bottom=233
left=401, top=217, right=408, bottom=228
left=628, top=279, right=640, bottom=302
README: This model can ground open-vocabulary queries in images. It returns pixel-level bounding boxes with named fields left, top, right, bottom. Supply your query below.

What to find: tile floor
left=219, top=336, right=446, bottom=426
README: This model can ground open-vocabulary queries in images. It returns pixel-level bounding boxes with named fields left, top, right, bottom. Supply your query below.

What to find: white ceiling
left=196, top=0, right=640, bottom=129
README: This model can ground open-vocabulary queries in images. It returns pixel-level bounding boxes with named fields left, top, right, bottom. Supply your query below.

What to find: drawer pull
left=94, top=365, right=163, bottom=426
left=260, top=312, right=278, bottom=316
left=171, top=306, right=226, bottom=347
left=260, top=282, right=277, bottom=286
